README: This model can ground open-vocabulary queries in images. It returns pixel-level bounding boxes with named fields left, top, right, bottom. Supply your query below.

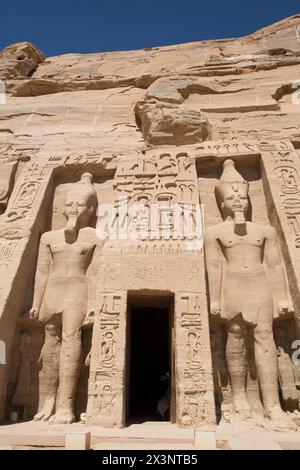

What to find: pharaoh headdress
left=66, top=172, right=98, bottom=211
left=215, top=159, right=249, bottom=203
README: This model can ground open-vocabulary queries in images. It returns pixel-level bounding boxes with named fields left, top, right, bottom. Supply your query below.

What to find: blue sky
left=1, top=0, right=300, bottom=57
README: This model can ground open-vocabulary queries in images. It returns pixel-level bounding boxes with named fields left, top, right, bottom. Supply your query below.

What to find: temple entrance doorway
left=126, top=294, right=175, bottom=424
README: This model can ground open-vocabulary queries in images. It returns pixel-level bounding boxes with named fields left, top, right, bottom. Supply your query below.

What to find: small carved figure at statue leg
left=255, top=326, right=296, bottom=430
left=226, top=318, right=252, bottom=418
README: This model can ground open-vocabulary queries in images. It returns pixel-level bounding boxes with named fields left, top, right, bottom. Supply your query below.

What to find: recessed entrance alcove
left=126, top=292, right=175, bottom=425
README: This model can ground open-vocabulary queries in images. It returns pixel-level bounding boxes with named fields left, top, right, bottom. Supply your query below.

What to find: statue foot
left=233, top=397, right=253, bottom=419
left=265, top=406, right=297, bottom=432
left=33, top=398, right=55, bottom=421
left=49, top=408, right=75, bottom=424
left=33, top=409, right=54, bottom=421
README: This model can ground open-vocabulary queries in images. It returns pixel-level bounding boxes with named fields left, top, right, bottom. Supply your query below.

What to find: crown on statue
left=66, top=172, right=98, bottom=209
left=215, top=159, right=249, bottom=201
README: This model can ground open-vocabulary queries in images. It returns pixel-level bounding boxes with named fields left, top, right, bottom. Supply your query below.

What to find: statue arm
left=31, top=234, right=51, bottom=317
left=37, top=353, right=43, bottom=368
left=264, top=226, right=292, bottom=316
left=204, top=227, right=222, bottom=316
left=85, top=240, right=104, bottom=326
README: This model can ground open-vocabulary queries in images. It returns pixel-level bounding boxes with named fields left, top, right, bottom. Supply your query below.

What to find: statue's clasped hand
left=83, top=309, right=95, bottom=327
left=210, top=302, right=222, bottom=321
left=277, top=300, right=293, bottom=318
left=21, top=307, right=40, bottom=325
left=29, top=307, right=39, bottom=319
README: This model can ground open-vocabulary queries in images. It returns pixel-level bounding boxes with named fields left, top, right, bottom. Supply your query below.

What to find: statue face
left=63, top=191, right=92, bottom=226
left=221, top=190, right=248, bottom=218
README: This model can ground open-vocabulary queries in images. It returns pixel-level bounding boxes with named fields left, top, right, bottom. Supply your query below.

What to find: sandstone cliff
left=0, top=14, right=299, bottom=157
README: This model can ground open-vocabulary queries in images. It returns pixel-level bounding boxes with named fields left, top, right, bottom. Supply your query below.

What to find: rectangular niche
left=196, top=154, right=268, bottom=226
left=7, top=164, right=115, bottom=421
left=197, top=154, right=296, bottom=421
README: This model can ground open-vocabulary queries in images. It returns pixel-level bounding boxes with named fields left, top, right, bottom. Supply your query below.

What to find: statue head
left=63, top=173, right=98, bottom=240
left=215, top=159, right=249, bottom=224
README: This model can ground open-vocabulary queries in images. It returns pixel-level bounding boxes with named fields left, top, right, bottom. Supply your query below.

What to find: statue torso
left=216, top=222, right=266, bottom=273
left=41, top=227, right=98, bottom=316
left=46, top=228, right=97, bottom=281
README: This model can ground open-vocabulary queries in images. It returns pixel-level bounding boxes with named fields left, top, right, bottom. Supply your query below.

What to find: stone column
left=86, top=291, right=127, bottom=426
left=261, top=141, right=300, bottom=336
left=175, top=292, right=216, bottom=427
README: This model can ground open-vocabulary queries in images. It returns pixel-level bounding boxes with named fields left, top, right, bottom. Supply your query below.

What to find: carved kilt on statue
left=223, top=267, right=273, bottom=326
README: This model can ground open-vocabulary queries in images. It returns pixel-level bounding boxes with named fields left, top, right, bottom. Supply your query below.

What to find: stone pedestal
left=194, top=428, right=216, bottom=450
left=65, top=431, right=91, bottom=450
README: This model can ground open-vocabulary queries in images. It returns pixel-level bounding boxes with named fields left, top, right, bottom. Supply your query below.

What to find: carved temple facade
left=1, top=14, right=300, bottom=429
left=0, top=140, right=299, bottom=427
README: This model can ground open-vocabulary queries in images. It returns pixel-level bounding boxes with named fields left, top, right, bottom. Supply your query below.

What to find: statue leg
left=34, top=321, right=61, bottom=421
left=51, top=309, right=83, bottom=424
left=226, top=316, right=252, bottom=416
left=254, top=321, right=296, bottom=430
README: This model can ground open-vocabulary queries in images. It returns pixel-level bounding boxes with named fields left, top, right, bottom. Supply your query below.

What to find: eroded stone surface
left=1, top=14, right=300, bottom=445
left=0, top=42, right=44, bottom=80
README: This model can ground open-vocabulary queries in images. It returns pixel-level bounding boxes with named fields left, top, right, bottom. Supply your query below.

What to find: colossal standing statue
left=204, top=159, right=296, bottom=430
left=30, top=173, right=101, bottom=424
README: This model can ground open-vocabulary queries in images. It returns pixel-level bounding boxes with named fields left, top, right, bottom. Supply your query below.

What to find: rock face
left=135, top=100, right=211, bottom=145
left=1, top=15, right=300, bottom=434
left=0, top=42, right=44, bottom=80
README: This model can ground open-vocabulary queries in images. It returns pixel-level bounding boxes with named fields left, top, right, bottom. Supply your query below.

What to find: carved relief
left=274, top=166, right=300, bottom=195
left=100, top=331, right=117, bottom=369
left=0, top=241, right=17, bottom=260
left=194, top=139, right=290, bottom=158
left=112, top=151, right=201, bottom=248
left=0, top=162, right=47, bottom=241
left=181, top=391, right=210, bottom=426
left=180, top=295, right=206, bottom=391
left=95, top=382, right=117, bottom=419
left=87, top=292, right=126, bottom=426
left=11, top=332, right=36, bottom=419
left=2, top=129, right=299, bottom=436
left=176, top=292, right=215, bottom=426
left=0, top=161, right=17, bottom=215
left=272, top=153, right=300, bottom=249
left=16, top=182, right=41, bottom=208
left=6, top=164, right=44, bottom=220
left=277, top=346, right=299, bottom=411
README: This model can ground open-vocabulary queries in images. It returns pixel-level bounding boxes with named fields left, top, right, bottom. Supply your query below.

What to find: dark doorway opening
left=127, top=304, right=171, bottom=423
